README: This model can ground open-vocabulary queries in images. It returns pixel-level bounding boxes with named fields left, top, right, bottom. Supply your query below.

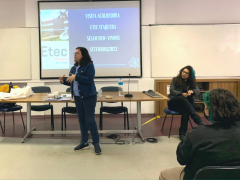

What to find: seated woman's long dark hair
left=173, top=65, right=196, bottom=90
left=74, top=47, right=93, bottom=67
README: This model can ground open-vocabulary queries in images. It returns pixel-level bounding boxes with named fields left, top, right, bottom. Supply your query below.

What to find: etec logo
left=42, top=46, right=67, bottom=57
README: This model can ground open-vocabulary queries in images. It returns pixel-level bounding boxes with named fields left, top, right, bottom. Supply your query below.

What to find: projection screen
left=38, top=0, right=142, bottom=79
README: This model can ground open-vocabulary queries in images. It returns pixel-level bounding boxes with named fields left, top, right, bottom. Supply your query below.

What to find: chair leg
left=189, top=119, right=193, bottom=129
left=4, top=112, right=5, bottom=134
left=64, top=112, right=66, bottom=130
left=126, top=110, right=129, bottom=130
left=0, top=120, right=3, bottom=133
left=12, top=111, right=15, bottom=125
left=168, top=115, right=174, bottom=138
left=20, top=110, right=25, bottom=130
left=99, top=111, right=101, bottom=130
left=100, top=110, right=103, bottom=130
left=51, top=108, right=54, bottom=130
left=161, top=113, right=168, bottom=130
left=124, top=112, right=126, bottom=128
left=50, top=109, right=53, bottom=129
left=61, top=109, right=63, bottom=131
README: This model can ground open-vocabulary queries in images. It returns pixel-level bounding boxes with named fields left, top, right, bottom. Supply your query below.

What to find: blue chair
left=0, top=105, right=25, bottom=133
left=194, top=166, right=240, bottom=180
left=161, top=107, right=193, bottom=138
left=99, top=86, right=129, bottom=130
left=61, top=88, right=77, bottom=131
left=31, top=86, right=54, bottom=129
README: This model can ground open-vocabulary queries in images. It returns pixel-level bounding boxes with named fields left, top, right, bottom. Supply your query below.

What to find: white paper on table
left=0, top=86, right=34, bottom=100
left=61, top=94, right=71, bottom=98
left=58, top=97, right=72, bottom=101
left=167, top=85, right=170, bottom=95
left=0, top=92, right=26, bottom=100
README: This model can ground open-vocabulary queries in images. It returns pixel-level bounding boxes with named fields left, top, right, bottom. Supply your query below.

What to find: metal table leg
left=21, top=101, right=145, bottom=143
left=22, top=103, right=36, bottom=143
left=136, top=101, right=144, bottom=141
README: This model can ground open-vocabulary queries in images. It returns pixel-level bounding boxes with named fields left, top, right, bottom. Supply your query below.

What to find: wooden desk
left=0, top=92, right=169, bottom=143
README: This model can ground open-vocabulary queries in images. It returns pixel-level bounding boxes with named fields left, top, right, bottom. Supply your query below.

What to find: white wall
left=1, top=0, right=240, bottom=115
left=155, top=0, right=240, bottom=24
left=0, top=0, right=26, bottom=28
left=154, top=0, right=240, bottom=79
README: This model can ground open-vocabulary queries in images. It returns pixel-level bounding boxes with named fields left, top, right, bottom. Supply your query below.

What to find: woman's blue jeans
left=74, top=95, right=99, bottom=145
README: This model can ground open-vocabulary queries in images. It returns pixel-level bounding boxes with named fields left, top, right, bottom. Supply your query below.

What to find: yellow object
left=141, top=116, right=160, bottom=126
left=0, top=84, right=9, bottom=93
left=13, top=86, right=18, bottom=89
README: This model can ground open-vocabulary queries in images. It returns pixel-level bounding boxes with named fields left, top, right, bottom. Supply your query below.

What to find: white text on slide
left=87, top=36, right=120, bottom=41
left=90, top=24, right=117, bottom=30
left=85, top=13, right=120, bottom=19
left=90, top=47, right=118, bottom=52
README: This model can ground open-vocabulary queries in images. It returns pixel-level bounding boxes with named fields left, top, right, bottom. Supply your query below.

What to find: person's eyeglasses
left=73, top=53, right=80, bottom=55
left=182, top=70, right=189, bottom=75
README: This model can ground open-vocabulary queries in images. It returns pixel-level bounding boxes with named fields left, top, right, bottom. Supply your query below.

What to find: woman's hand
left=59, top=75, right=65, bottom=83
left=182, top=93, right=188, bottom=97
left=66, top=74, right=76, bottom=83
left=188, top=90, right=194, bottom=96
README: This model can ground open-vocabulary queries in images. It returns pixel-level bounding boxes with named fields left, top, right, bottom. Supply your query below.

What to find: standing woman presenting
left=59, top=47, right=101, bottom=155
left=168, top=65, right=205, bottom=141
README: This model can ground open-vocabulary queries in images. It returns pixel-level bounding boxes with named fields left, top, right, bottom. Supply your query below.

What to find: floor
left=0, top=113, right=210, bottom=139
left=0, top=113, right=210, bottom=179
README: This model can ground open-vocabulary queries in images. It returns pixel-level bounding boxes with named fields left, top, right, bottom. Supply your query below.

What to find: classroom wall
left=0, top=0, right=239, bottom=115
left=155, top=0, right=240, bottom=24
left=0, top=0, right=26, bottom=28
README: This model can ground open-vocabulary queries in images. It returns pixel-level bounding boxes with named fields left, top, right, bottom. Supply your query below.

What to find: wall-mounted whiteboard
left=0, top=28, right=31, bottom=80
left=151, top=24, right=240, bottom=77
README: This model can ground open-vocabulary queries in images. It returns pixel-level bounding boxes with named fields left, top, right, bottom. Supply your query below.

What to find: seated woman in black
left=168, top=65, right=204, bottom=141
left=160, top=88, right=240, bottom=180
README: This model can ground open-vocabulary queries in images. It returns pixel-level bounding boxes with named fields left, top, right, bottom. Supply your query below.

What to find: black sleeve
left=176, top=134, right=194, bottom=165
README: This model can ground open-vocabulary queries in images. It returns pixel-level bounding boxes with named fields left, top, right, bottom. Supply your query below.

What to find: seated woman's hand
left=188, top=90, right=194, bottom=96
left=182, top=93, right=188, bottom=97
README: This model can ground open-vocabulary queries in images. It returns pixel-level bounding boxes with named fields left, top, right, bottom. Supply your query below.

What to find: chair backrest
left=100, top=86, right=123, bottom=107
left=32, top=86, right=51, bottom=93
left=194, top=166, right=240, bottom=180
left=66, top=88, right=71, bottom=92
left=66, top=88, right=71, bottom=107
left=101, top=86, right=121, bottom=92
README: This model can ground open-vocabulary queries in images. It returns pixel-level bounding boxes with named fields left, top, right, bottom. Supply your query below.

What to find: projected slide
left=39, top=1, right=141, bottom=78
left=41, top=10, right=69, bottom=69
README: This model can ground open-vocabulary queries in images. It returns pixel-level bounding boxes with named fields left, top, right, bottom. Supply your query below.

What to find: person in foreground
left=160, top=88, right=240, bottom=180
left=59, top=47, right=101, bottom=155
left=168, top=65, right=205, bottom=141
